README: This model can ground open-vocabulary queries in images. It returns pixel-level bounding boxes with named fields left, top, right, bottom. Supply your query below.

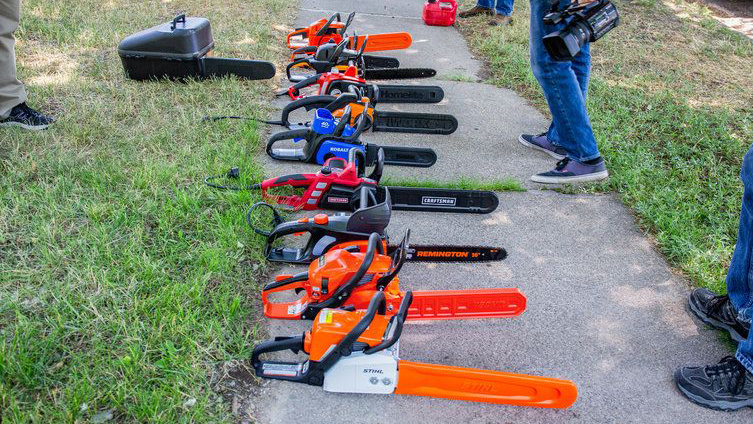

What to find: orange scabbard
left=352, top=33, right=413, bottom=52
left=408, top=289, right=526, bottom=320
left=395, top=361, right=578, bottom=409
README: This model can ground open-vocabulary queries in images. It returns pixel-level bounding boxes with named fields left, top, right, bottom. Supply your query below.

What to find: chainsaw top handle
left=339, top=11, right=356, bottom=35
left=315, top=12, right=341, bottom=37
left=375, top=228, right=409, bottom=290
left=278, top=74, right=320, bottom=98
left=364, top=290, right=413, bottom=354
left=279, top=95, right=338, bottom=127
left=312, top=232, right=383, bottom=310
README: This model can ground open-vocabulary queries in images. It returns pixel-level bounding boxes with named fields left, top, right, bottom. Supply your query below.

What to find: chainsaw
left=252, top=291, right=579, bottom=408
left=267, top=102, right=437, bottom=168
left=278, top=64, right=444, bottom=104
left=263, top=231, right=524, bottom=321
left=286, top=36, right=435, bottom=82
left=248, top=186, right=506, bottom=264
left=271, top=86, right=458, bottom=135
left=250, top=148, right=499, bottom=214
left=286, top=12, right=412, bottom=53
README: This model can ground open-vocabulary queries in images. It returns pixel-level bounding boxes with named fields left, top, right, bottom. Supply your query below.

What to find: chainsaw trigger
left=294, top=232, right=305, bottom=236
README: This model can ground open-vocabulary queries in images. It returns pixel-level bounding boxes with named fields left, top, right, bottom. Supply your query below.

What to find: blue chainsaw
left=266, top=100, right=437, bottom=167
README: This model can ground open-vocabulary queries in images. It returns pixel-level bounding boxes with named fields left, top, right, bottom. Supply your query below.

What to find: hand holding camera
left=542, top=0, right=620, bottom=61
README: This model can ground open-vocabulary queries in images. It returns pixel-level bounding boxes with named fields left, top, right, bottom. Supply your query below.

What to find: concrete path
left=252, top=1, right=753, bottom=422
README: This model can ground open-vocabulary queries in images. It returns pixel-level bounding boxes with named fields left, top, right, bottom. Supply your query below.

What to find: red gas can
left=422, top=0, right=458, bottom=26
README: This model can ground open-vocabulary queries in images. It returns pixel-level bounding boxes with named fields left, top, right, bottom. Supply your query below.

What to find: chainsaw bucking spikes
left=262, top=231, right=525, bottom=321
left=286, top=11, right=412, bottom=51
left=252, top=291, right=579, bottom=408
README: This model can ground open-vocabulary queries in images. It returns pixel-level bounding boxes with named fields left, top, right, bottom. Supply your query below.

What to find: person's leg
left=459, top=0, right=496, bottom=18
left=731, top=144, right=753, bottom=372
left=0, top=0, right=26, bottom=119
left=529, top=0, right=599, bottom=163
left=569, top=42, right=591, bottom=102
left=675, top=145, right=753, bottom=411
left=494, top=0, right=514, bottom=16
left=488, top=0, right=514, bottom=25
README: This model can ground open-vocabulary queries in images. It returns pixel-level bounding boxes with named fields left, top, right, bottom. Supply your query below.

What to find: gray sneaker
left=518, top=133, right=567, bottom=160
left=531, top=158, right=609, bottom=184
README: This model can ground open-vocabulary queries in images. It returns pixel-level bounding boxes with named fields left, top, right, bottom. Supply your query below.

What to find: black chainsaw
left=269, top=85, right=457, bottom=135
left=279, top=64, right=444, bottom=104
left=248, top=186, right=506, bottom=265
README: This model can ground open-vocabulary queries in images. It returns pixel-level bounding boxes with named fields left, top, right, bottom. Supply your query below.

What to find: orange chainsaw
left=263, top=232, right=525, bottom=321
left=252, top=291, right=579, bottom=408
left=286, top=36, right=435, bottom=82
left=287, top=12, right=412, bottom=52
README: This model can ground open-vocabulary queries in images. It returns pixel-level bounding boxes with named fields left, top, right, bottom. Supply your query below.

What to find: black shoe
left=0, top=102, right=54, bottom=130
left=675, top=356, right=753, bottom=411
left=689, top=288, right=750, bottom=342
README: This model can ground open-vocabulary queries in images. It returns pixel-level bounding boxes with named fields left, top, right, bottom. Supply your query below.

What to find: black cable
left=202, top=115, right=285, bottom=126
left=204, top=167, right=262, bottom=191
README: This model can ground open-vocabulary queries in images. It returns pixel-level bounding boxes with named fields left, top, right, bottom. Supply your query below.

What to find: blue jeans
left=529, top=0, right=600, bottom=162
left=478, top=0, right=514, bottom=16
left=730, top=144, right=753, bottom=373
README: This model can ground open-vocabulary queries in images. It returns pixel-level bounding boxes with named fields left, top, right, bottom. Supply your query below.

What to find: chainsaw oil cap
left=314, top=214, right=329, bottom=225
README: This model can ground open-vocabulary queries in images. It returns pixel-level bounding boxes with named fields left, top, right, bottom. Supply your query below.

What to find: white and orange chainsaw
left=262, top=231, right=525, bottom=321
left=252, top=290, right=578, bottom=408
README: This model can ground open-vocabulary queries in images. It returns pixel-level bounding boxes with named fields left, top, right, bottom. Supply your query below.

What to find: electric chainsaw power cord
left=246, top=202, right=286, bottom=237
left=203, top=168, right=290, bottom=235
left=204, top=167, right=262, bottom=191
left=202, top=115, right=285, bottom=126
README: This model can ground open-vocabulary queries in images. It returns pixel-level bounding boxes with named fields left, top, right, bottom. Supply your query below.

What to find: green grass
left=457, top=0, right=753, bottom=293
left=382, top=176, right=525, bottom=192
left=0, top=0, right=292, bottom=422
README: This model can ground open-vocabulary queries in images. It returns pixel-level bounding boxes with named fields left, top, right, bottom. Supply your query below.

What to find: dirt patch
left=694, top=0, right=753, bottom=38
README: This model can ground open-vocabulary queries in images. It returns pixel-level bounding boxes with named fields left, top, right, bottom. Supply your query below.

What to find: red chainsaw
left=263, top=232, right=525, bottom=321
left=250, top=148, right=499, bottom=214
left=252, top=291, right=579, bottom=408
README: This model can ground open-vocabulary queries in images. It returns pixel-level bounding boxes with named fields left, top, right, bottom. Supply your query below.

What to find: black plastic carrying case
left=118, top=14, right=276, bottom=81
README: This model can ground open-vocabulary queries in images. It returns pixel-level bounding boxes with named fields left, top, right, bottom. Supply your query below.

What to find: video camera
left=542, top=0, right=620, bottom=61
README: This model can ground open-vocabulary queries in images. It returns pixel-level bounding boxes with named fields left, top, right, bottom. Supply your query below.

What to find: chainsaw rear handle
left=364, top=290, right=413, bottom=354
left=251, top=334, right=310, bottom=383
left=262, top=271, right=309, bottom=292
left=266, top=128, right=312, bottom=162
left=285, top=57, right=314, bottom=82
